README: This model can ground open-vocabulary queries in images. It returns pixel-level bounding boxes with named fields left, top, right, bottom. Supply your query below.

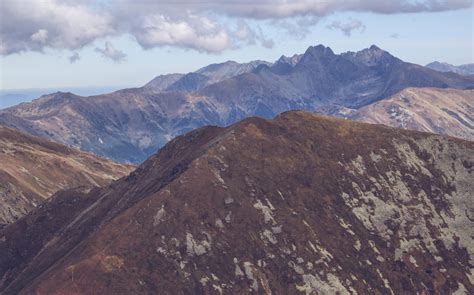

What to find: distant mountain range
left=1, top=45, right=473, bottom=163
left=1, top=112, right=472, bottom=294
left=0, top=86, right=129, bottom=109
left=0, top=126, right=133, bottom=226
left=425, top=61, right=474, bottom=76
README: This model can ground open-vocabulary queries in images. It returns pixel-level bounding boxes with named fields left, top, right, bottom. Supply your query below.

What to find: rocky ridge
left=1, top=111, right=472, bottom=294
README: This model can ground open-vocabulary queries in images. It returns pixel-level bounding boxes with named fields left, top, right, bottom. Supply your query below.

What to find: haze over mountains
left=0, top=126, right=133, bottom=226
left=426, top=62, right=474, bottom=76
left=1, top=44, right=473, bottom=163
left=1, top=112, right=472, bottom=294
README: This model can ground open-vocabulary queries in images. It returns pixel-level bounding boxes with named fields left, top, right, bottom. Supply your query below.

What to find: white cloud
left=0, top=0, right=471, bottom=55
left=327, top=19, right=366, bottom=37
left=0, top=0, right=112, bottom=55
left=132, top=13, right=232, bottom=53
left=95, top=42, right=127, bottom=62
left=30, top=29, right=49, bottom=43
left=196, top=0, right=473, bottom=18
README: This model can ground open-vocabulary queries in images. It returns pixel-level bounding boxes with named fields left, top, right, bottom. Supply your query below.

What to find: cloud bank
left=0, top=0, right=472, bottom=55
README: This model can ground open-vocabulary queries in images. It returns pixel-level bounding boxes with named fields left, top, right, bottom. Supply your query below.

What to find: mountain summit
left=1, top=45, right=473, bottom=163
left=1, top=111, right=472, bottom=294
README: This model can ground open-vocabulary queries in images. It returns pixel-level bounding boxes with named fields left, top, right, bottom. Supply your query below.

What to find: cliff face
left=0, top=126, right=134, bottom=226
left=1, top=111, right=473, bottom=294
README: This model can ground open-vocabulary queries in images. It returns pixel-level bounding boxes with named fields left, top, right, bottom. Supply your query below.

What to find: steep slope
left=1, top=45, right=473, bottom=163
left=1, top=111, right=473, bottom=294
left=196, top=60, right=272, bottom=84
left=0, top=90, right=224, bottom=163
left=144, top=60, right=271, bottom=92
left=426, top=62, right=474, bottom=76
left=166, top=72, right=211, bottom=92
left=0, top=126, right=134, bottom=226
left=346, top=88, right=474, bottom=141
left=143, top=73, right=185, bottom=92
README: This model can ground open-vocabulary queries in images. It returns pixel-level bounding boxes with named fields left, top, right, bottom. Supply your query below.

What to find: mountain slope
left=143, top=73, right=185, bottom=92
left=201, top=45, right=474, bottom=109
left=426, top=62, right=474, bottom=76
left=196, top=60, right=272, bottom=84
left=0, top=90, right=224, bottom=163
left=144, top=60, right=271, bottom=92
left=345, top=88, right=474, bottom=141
left=1, top=111, right=473, bottom=294
left=0, top=126, right=134, bottom=226
left=1, top=45, right=473, bottom=163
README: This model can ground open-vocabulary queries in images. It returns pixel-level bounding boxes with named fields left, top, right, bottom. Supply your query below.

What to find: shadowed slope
left=0, top=126, right=134, bottom=226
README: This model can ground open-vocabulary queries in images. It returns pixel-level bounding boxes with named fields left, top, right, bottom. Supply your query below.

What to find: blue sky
left=0, top=1, right=472, bottom=90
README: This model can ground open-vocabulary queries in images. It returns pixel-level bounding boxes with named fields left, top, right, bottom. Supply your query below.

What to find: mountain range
left=1, top=45, right=473, bottom=163
left=426, top=61, right=474, bottom=76
left=1, top=111, right=472, bottom=294
left=0, top=86, right=129, bottom=110
left=0, top=126, right=133, bottom=227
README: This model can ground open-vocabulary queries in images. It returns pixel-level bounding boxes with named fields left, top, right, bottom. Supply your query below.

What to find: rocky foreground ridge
left=0, top=111, right=473, bottom=294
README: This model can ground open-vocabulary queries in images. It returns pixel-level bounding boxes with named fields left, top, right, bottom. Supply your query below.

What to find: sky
left=0, top=0, right=473, bottom=90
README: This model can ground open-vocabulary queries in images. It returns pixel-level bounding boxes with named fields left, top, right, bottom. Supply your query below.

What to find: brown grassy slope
left=0, top=126, right=134, bottom=225
left=349, top=87, right=474, bottom=141
left=0, top=111, right=473, bottom=294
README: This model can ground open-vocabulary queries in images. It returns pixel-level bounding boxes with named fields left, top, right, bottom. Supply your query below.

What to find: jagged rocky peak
left=303, top=44, right=336, bottom=58
left=275, top=54, right=303, bottom=66
left=344, top=44, right=399, bottom=66
left=271, top=54, right=303, bottom=74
